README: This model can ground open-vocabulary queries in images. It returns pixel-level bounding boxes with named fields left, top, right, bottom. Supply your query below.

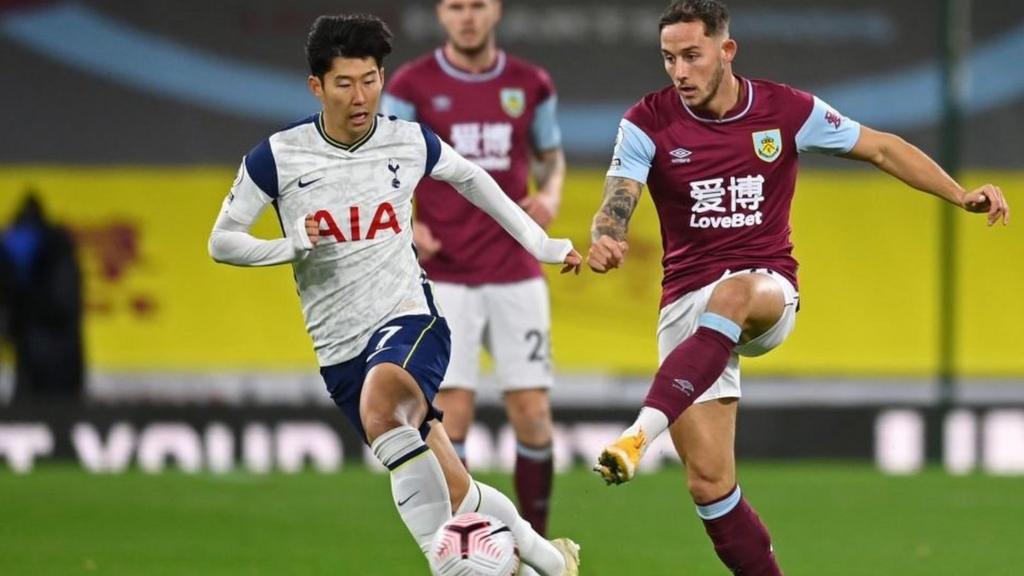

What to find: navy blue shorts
left=320, top=313, right=451, bottom=444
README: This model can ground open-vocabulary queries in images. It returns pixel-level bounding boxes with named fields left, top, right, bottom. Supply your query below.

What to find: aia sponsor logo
left=670, top=148, right=692, bottom=164
left=313, top=203, right=401, bottom=243
left=825, top=110, right=842, bottom=129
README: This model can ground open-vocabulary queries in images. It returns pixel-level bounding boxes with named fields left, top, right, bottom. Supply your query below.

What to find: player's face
left=308, top=56, right=384, bottom=141
left=437, top=0, right=501, bottom=55
left=660, top=21, right=736, bottom=110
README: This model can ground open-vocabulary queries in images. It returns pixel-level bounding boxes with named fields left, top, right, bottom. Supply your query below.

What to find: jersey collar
left=434, top=48, right=506, bottom=83
left=315, top=112, right=378, bottom=152
left=680, top=76, right=754, bottom=124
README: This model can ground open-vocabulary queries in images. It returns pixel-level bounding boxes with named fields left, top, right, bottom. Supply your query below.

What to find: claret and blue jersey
left=607, top=76, right=862, bottom=307
left=383, top=48, right=563, bottom=285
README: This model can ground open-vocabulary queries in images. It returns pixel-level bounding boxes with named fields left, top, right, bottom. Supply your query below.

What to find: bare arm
left=520, top=147, right=566, bottom=229
left=533, top=148, right=566, bottom=199
left=844, top=126, right=1009, bottom=225
left=587, top=176, right=643, bottom=273
left=432, top=140, right=581, bottom=272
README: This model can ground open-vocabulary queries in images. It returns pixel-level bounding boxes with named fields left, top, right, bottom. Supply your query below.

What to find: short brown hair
left=659, top=0, right=730, bottom=36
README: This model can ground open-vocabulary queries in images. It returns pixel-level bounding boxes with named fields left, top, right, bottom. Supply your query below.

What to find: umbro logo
left=672, top=378, right=695, bottom=396
left=432, top=95, right=451, bottom=112
left=670, top=148, right=692, bottom=164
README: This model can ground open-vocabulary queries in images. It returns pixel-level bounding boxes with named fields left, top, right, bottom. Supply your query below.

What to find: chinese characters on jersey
left=689, top=175, right=766, bottom=229
left=450, top=122, right=513, bottom=171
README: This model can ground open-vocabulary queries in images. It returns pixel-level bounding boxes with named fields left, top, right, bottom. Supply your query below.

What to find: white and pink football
left=428, top=512, right=520, bottom=576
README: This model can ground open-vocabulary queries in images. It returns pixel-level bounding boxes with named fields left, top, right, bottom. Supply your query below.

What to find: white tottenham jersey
left=213, top=112, right=572, bottom=366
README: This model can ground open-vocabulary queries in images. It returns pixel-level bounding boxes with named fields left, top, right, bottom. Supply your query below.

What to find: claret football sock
left=633, top=312, right=741, bottom=442
left=371, top=425, right=452, bottom=554
left=699, top=486, right=783, bottom=576
left=514, top=442, right=554, bottom=536
left=458, top=480, right=566, bottom=576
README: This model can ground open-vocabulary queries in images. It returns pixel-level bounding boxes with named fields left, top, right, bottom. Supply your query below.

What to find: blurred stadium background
left=1, top=0, right=1022, bottom=574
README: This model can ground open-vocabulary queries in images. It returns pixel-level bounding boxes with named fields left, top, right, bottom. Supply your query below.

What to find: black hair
left=659, top=0, right=730, bottom=36
left=305, top=14, right=394, bottom=79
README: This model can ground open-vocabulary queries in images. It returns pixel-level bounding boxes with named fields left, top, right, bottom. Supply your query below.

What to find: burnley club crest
left=500, top=88, right=526, bottom=118
left=752, top=129, right=782, bottom=163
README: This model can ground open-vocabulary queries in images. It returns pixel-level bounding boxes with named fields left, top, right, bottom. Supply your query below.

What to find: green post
left=935, top=0, right=970, bottom=462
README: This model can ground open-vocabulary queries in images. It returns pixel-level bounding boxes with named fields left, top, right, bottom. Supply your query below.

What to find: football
left=428, top=513, right=520, bottom=576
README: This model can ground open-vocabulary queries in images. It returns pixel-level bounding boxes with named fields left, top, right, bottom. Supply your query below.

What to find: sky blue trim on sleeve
left=530, top=95, right=562, bottom=151
left=698, top=312, right=742, bottom=343
left=696, top=485, right=742, bottom=520
left=795, top=96, right=862, bottom=155
left=243, top=139, right=278, bottom=199
left=606, top=118, right=655, bottom=184
left=421, top=124, right=441, bottom=177
left=381, top=93, right=417, bottom=122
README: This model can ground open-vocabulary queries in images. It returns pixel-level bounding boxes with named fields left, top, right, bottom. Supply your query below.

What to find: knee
left=361, top=365, right=427, bottom=443
left=510, top=399, right=551, bottom=428
left=362, top=410, right=404, bottom=445
left=506, top=395, right=553, bottom=444
left=686, top=462, right=735, bottom=504
left=707, top=281, right=752, bottom=321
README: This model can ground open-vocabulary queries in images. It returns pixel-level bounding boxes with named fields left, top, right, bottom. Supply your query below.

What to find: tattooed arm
left=588, top=176, right=643, bottom=273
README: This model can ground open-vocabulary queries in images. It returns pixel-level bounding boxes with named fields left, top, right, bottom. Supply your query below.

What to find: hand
left=412, top=221, right=442, bottom=262
left=561, top=249, right=582, bottom=275
left=962, top=184, right=1010, bottom=226
left=304, top=213, right=321, bottom=246
left=587, top=235, right=629, bottom=273
left=519, top=193, right=558, bottom=229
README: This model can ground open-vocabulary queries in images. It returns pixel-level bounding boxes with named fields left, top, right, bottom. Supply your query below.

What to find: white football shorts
left=433, top=277, right=553, bottom=391
left=656, top=268, right=799, bottom=403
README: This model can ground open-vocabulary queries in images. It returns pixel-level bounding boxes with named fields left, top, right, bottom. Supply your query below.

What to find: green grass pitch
left=1, top=463, right=1021, bottom=575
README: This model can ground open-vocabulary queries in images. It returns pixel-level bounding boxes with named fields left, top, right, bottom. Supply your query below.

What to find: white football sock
left=371, top=425, right=452, bottom=554
left=458, top=479, right=565, bottom=576
left=623, top=406, right=670, bottom=447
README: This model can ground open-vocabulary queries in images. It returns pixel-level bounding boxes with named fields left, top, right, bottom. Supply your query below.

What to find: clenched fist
left=587, top=235, right=629, bottom=273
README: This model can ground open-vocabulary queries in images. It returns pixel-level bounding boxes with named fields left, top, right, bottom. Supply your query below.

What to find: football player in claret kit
left=208, top=14, right=580, bottom=575
left=588, top=1, right=1009, bottom=574
left=382, top=0, right=565, bottom=538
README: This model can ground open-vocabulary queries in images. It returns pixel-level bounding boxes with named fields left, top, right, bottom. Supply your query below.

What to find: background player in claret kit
left=383, top=0, right=566, bottom=537
left=207, top=14, right=581, bottom=575
left=588, top=1, right=1009, bottom=574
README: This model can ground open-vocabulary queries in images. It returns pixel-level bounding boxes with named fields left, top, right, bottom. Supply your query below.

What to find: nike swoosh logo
left=298, top=177, right=323, bottom=188
left=366, top=347, right=393, bottom=362
left=397, top=490, right=419, bottom=507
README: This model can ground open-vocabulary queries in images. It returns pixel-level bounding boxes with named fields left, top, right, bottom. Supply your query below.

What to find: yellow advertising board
left=0, top=167, right=1020, bottom=376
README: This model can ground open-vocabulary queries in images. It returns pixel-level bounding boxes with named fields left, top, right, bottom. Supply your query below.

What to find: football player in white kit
left=208, top=14, right=581, bottom=576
